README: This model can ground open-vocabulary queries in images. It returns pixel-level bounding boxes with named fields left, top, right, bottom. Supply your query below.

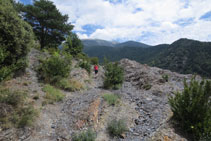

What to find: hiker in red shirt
left=94, top=65, right=98, bottom=74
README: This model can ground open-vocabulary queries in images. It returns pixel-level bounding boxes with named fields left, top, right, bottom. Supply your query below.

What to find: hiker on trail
left=94, top=65, right=98, bottom=74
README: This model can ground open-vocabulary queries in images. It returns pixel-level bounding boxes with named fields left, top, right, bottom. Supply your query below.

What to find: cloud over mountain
left=47, top=0, right=211, bottom=45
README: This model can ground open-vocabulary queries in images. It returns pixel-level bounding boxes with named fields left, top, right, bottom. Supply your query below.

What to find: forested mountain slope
left=83, top=38, right=211, bottom=78
left=149, top=38, right=211, bottom=77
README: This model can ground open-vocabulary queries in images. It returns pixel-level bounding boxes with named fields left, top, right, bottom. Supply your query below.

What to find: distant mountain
left=149, top=38, right=211, bottom=77
left=83, top=38, right=211, bottom=78
left=115, top=41, right=151, bottom=48
left=83, top=43, right=168, bottom=64
left=82, top=39, right=151, bottom=48
left=82, top=39, right=117, bottom=47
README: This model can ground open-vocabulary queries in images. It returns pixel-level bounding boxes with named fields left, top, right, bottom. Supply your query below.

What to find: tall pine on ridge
left=21, top=0, right=73, bottom=49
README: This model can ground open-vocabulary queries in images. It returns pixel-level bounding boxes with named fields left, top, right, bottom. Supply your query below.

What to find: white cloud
left=51, top=0, right=211, bottom=45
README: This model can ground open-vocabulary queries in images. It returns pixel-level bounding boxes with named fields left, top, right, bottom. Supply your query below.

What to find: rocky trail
left=0, top=49, right=199, bottom=141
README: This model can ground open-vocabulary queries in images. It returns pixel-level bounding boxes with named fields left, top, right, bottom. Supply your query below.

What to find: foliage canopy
left=62, top=33, right=83, bottom=57
left=22, top=0, right=73, bottom=49
left=0, top=0, right=34, bottom=81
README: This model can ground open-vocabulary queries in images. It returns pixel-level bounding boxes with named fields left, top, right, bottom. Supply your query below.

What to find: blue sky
left=18, top=0, right=32, bottom=5
left=19, top=0, right=211, bottom=45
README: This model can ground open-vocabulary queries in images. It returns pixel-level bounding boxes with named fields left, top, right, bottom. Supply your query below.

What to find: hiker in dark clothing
left=94, top=65, right=98, bottom=74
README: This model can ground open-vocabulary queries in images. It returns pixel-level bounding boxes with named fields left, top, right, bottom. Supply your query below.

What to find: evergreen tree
left=21, top=0, right=73, bottom=49
left=0, top=0, right=34, bottom=81
left=104, top=61, right=124, bottom=89
left=62, top=33, right=83, bottom=56
left=169, top=78, right=211, bottom=140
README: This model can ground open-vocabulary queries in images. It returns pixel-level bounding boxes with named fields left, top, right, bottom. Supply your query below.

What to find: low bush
left=104, top=62, right=124, bottom=89
left=143, top=84, right=152, bottom=90
left=162, top=74, right=169, bottom=82
left=107, top=119, right=128, bottom=137
left=103, top=93, right=120, bottom=106
left=72, top=128, right=96, bottom=141
left=17, top=105, right=39, bottom=128
left=62, top=33, right=83, bottom=57
left=79, top=60, right=91, bottom=74
left=0, top=88, right=38, bottom=129
left=0, top=88, right=26, bottom=107
left=37, top=52, right=71, bottom=85
left=76, top=53, right=89, bottom=61
left=42, top=84, right=64, bottom=103
left=56, top=78, right=83, bottom=92
left=169, top=78, right=211, bottom=140
left=90, top=57, right=99, bottom=65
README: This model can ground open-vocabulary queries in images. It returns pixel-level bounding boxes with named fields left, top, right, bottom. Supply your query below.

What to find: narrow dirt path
left=27, top=51, right=109, bottom=141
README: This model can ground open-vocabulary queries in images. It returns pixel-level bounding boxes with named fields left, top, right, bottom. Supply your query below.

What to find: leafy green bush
left=107, top=119, right=128, bottom=137
left=0, top=0, right=35, bottom=81
left=169, top=78, right=211, bottom=140
left=0, top=89, right=26, bottom=107
left=79, top=60, right=91, bottom=74
left=62, top=33, right=83, bottom=57
left=0, top=88, right=38, bottom=129
left=17, top=106, right=39, bottom=128
left=72, top=129, right=96, bottom=141
left=103, top=93, right=120, bottom=106
left=56, top=78, right=84, bottom=92
left=76, top=53, right=89, bottom=61
left=162, top=74, right=169, bottom=82
left=104, top=62, right=124, bottom=89
left=37, top=52, right=71, bottom=84
left=90, top=57, right=99, bottom=65
left=42, top=84, right=65, bottom=103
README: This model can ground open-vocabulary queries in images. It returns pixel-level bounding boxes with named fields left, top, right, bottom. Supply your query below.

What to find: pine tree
left=21, top=0, right=73, bottom=49
left=104, top=61, right=124, bottom=89
left=169, top=78, right=211, bottom=140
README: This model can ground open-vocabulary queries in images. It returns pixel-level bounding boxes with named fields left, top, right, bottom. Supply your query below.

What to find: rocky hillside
left=0, top=48, right=201, bottom=141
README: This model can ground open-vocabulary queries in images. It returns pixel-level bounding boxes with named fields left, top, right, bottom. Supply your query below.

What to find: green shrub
left=17, top=106, right=39, bottom=128
left=0, top=88, right=38, bottom=129
left=79, top=60, right=91, bottom=74
left=0, top=88, right=26, bottom=107
left=107, top=119, right=128, bottom=137
left=169, top=78, right=211, bottom=140
left=143, top=84, right=152, bottom=90
left=62, top=33, right=83, bottom=57
left=0, top=0, right=34, bottom=81
left=37, top=52, right=71, bottom=84
left=104, top=62, right=124, bottom=89
left=56, top=78, right=71, bottom=90
left=90, top=57, right=99, bottom=65
left=56, top=78, right=83, bottom=92
left=76, top=53, right=89, bottom=61
left=42, top=84, right=65, bottom=103
left=103, top=94, right=120, bottom=106
left=162, top=74, right=169, bottom=82
left=72, top=129, right=96, bottom=141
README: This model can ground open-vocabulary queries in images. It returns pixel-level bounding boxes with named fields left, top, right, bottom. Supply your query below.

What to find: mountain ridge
left=83, top=38, right=211, bottom=78
left=82, top=39, right=151, bottom=48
